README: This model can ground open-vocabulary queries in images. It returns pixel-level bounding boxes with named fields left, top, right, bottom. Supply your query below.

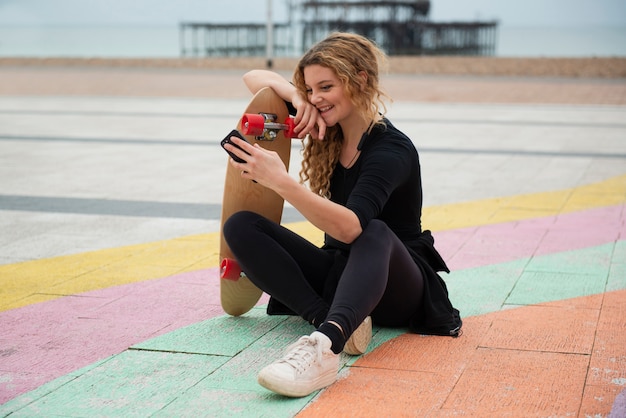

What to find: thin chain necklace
left=343, top=126, right=371, bottom=169
left=344, top=148, right=361, bottom=169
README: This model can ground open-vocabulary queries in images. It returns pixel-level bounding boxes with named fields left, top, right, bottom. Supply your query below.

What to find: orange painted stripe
left=297, top=290, right=626, bottom=417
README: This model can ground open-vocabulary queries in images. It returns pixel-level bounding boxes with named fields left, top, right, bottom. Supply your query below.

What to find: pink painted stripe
left=436, top=203, right=625, bottom=270
left=0, top=268, right=268, bottom=403
left=1, top=204, right=623, bottom=403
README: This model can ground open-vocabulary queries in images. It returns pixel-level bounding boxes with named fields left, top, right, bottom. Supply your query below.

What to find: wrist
left=274, top=172, right=299, bottom=199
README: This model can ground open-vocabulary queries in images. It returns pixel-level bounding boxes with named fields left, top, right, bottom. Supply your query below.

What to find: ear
left=358, top=71, right=368, bottom=90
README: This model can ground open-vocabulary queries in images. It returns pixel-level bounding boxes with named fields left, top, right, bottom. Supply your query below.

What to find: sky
left=0, top=0, right=625, bottom=28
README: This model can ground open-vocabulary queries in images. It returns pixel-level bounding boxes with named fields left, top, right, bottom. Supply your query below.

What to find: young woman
left=222, top=32, right=461, bottom=398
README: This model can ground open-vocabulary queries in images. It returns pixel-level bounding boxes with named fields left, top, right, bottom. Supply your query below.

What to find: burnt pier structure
left=179, top=1, right=498, bottom=57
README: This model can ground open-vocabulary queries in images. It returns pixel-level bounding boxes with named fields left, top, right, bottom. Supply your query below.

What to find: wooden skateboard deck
left=219, top=87, right=292, bottom=316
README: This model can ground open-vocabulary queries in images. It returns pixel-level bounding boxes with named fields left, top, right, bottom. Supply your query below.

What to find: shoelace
left=279, top=335, right=324, bottom=374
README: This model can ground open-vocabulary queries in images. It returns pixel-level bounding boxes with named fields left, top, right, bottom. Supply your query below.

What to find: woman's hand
left=243, top=70, right=327, bottom=141
left=223, top=135, right=290, bottom=190
left=291, top=94, right=327, bottom=140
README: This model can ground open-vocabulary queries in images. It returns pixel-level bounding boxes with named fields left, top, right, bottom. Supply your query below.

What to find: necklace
left=344, top=148, right=361, bottom=169
left=343, top=130, right=369, bottom=169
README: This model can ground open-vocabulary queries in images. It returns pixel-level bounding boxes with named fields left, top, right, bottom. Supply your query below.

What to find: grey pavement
left=1, top=93, right=626, bottom=264
left=1, top=68, right=626, bottom=416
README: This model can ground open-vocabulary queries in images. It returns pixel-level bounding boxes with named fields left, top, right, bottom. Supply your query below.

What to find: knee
left=362, top=219, right=391, bottom=238
left=355, top=219, right=393, bottom=247
left=223, top=211, right=259, bottom=244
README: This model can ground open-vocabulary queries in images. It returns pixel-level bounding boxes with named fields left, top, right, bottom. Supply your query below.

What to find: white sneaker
left=258, top=331, right=339, bottom=397
left=344, top=316, right=372, bottom=355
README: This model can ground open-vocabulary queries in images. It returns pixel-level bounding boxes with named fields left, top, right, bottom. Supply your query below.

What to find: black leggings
left=223, top=211, right=424, bottom=351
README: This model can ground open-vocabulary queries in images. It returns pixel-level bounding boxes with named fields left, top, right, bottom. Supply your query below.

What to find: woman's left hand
left=291, top=94, right=326, bottom=140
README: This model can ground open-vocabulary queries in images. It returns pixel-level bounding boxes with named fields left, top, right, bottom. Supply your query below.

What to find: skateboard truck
left=241, top=113, right=296, bottom=141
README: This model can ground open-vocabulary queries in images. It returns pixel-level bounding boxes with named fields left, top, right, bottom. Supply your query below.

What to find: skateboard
left=219, top=87, right=295, bottom=316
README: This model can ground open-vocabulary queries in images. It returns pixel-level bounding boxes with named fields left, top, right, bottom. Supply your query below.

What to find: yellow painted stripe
left=422, top=174, right=626, bottom=230
left=1, top=174, right=625, bottom=312
left=0, top=233, right=220, bottom=311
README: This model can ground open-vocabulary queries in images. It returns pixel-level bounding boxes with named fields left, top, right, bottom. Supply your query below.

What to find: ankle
left=317, top=322, right=346, bottom=355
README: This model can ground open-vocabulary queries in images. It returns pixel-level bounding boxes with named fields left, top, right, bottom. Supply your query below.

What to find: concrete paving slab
left=1, top=68, right=625, bottom=416
left=8, top=350, right=228, bottom=418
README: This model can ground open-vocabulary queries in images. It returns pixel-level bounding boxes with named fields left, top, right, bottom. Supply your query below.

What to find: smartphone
left=220, top=129, right=250, bottom=163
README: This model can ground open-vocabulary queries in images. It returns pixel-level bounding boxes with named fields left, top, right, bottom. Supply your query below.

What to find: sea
left=0, top=24, right=625, bottom=58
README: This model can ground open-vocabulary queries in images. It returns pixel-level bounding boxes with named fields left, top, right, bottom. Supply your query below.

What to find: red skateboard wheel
left=284, top=117, right=296, bottom=139
left=220, top=258, right=242, bottom=281
left=241, top=113, right=265, bottom=136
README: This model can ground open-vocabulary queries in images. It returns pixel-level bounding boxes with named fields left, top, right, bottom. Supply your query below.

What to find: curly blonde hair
left=293, top=32, right=390, bottom=198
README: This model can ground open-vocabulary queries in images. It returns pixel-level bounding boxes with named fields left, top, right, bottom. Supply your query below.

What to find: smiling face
left=303, top=64, right=357, bottom=129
